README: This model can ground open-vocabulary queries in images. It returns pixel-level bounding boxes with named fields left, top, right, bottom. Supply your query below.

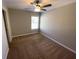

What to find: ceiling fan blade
left=33, top=0, right=40, bottom=4
left=42, top=4, right=52, bottom=7
left=41, top=9, right=46, bottom=11
left=35, top=0, right=40, bottom=4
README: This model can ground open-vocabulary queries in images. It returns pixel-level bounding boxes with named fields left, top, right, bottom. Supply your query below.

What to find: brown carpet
left=7, top=33, right=76, bottom=59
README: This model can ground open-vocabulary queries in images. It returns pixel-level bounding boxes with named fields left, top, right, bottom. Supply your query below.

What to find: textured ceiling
left=2, top=0, right=75, bottom=12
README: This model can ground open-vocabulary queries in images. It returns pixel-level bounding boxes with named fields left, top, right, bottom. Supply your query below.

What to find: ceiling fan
left=31, top=0, right=52, bottom=12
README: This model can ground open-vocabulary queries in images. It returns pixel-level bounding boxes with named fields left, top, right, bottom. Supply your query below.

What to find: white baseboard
left=41, top=32, right=76, bottom=54
left=12, top=32, right=38, bottom=38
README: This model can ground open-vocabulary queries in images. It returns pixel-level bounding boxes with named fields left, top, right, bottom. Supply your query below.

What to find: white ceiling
left=2, top=0, right=76, bottom=12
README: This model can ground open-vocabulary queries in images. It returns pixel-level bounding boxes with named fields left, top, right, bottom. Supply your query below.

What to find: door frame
left=2, top=9, right=10, bottom=47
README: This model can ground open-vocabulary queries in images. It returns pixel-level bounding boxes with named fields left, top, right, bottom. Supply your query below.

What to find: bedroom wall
left=8, top=9, right=39, bottom=37
left=40, top=3, right=76, bottom=51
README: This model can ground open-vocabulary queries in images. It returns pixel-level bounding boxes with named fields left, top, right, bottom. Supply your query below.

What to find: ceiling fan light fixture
left=35, top=6, right=41, bottom=12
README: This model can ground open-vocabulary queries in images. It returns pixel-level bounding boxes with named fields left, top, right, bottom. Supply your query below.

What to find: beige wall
left=40, top=3, right=76, bottom=51
left=8, top=9, right=39, bottom=37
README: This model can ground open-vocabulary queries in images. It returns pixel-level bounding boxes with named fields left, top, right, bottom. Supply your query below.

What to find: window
left=31, top=16, right=39, bottom=29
